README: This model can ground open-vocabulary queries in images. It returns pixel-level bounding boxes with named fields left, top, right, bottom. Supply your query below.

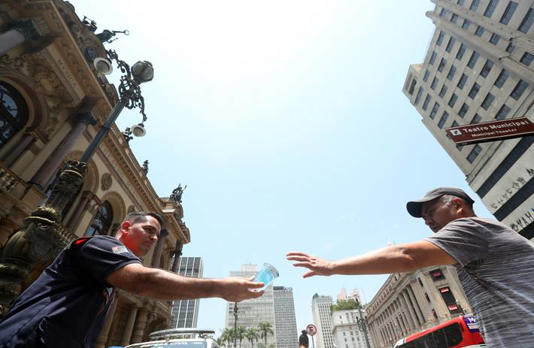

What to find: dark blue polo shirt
left=0, top=236, right=141, bottom=348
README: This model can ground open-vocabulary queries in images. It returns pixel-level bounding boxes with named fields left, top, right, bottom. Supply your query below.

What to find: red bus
left=393, top=316, right=485, bottom=348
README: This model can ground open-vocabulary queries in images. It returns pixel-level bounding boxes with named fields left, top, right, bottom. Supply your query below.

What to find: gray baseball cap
left=406, top=187, right=475, bottom=218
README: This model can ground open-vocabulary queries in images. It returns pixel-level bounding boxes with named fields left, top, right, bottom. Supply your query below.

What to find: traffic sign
left=306, top=324, right=317, bottom=336
left=446, top=117, right=534, bottom=145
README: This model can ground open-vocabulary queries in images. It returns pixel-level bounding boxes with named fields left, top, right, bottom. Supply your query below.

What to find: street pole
left=233, top=302, right=238, bottom=348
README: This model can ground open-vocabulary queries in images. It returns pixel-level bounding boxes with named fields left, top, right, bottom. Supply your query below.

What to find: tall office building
left=312, top=294, right=335, bottom=348
left=225, top=265, right=277, bottom=348
left=171, top=257, right=203, bottom=328
left=273, top=286, right=299, bottom=348
left=332, top=308, right=373, bottom=348
left=403, top=0, right=534, bottom=237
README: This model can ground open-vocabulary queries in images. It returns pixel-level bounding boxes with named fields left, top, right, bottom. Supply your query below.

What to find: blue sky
left=72, top=0, right=492, bottom=336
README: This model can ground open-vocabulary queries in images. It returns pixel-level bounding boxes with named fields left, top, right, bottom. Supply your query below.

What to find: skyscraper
left=312, top=294, right=335, bottom=348
left=225, top=265, right=277, bottom=348
left=403, top=0, right=534, bottom=237
left=273, top=286, right=298, bottom=348
left=170, top=257, right=203, bottom=328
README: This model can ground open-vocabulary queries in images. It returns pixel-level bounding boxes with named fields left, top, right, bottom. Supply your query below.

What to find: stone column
left=95, top=299, right=119, bottom=348
left=2, top=133, right=36, bottom=167
left=121, top=305, right=139, bottom=346
left=150, top=229, right=168, bottom=268
left=131, top=308, right=149, bottom=343
left=31, top=112, right=95, bottom=190
left=64, top=191, right=94, bottom=231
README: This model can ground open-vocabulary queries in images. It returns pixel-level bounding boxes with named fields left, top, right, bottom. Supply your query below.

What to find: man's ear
left=120, top=221, right=131, bottom=236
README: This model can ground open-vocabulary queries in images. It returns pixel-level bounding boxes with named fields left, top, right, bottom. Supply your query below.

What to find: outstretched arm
left=106, top=263, right=264, bottom=302
left=286, top=240, right=456, bottom=278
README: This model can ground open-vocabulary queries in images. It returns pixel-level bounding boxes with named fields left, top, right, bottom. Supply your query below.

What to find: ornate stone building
left=0, top=0, right=190, bottom=347
left=365, top=266, right=472, bottom=348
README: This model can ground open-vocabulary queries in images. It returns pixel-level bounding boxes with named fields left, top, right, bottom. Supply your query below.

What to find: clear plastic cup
left=254, top=263, right=279, bottom=290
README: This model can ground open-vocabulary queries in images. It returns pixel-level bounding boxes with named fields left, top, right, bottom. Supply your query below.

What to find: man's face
left=421, top=197, right=459, bottom=233
left=121, top=215, right=161, bottom=256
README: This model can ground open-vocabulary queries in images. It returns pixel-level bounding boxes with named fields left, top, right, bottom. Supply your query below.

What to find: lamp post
left=233, top=302, right=238, bottom=348
left=0, top=50, right=153, bottom=310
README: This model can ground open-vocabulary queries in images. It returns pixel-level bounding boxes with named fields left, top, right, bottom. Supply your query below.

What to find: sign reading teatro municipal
left=446, top=117, right=534, bottom=145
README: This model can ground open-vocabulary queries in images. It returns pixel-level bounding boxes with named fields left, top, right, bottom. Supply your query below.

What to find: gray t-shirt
left=425, top=217, right=534, bottom=347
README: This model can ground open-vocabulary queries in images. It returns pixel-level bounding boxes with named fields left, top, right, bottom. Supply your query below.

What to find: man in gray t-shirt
left=287, top=187, right=534, bottom=347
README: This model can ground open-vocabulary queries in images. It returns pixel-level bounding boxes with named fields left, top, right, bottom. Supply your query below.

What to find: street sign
left=446, top=117, right=534, bottom=145
left=306, top=324, right=317, bottom=336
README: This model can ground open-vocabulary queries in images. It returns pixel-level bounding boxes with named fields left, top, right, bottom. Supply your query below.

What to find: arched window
left=85, top=201, right=113, bottom=236
left=0, top=81, right=28, bottom=147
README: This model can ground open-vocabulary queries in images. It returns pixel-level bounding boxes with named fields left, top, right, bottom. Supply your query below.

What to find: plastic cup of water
left=254, top=263, right=279, bottom=290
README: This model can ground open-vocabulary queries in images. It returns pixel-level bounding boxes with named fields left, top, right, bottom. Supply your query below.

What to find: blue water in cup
left=254, top=263, right=279, bottom=290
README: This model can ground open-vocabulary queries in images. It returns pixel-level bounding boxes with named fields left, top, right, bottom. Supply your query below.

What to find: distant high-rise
left=225, top=265, right=277, bottom=348
left=332, top=308, right=373, bottom=348
left=312, top=294, right=335, bottom=348
left=170, top=257, right=203, bottom=328
left=273, top=286, right=298, bottom=348
left=403, top=0, right=534, bottom=237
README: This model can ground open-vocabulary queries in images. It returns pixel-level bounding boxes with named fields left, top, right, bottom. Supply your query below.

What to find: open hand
left=218, top=277, right=264, bottom=302
left=286, top=252, right=334, bottom=278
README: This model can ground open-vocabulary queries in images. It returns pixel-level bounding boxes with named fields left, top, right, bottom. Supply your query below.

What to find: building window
left=468, top=83, right=480, bottom=98
left=456, top=43, right=466, bottom=59
left=467, top=144, right=482, bottom=163
left=85, top=201, right=114, bottom=236
left=457, top=0, right=465, bottom=5
left=0, top=81, right=29, bottom=148
left=470, top=113, right=481, bottom=124
left=520, top=52, right=534, bottom=66
left=438, top=111, right=449, bottom=129
left=436, top=31, right=445, bottom=46
left=457, top=74, right=468, bottom=89
left=494, top=69, right=509, bottom=88
left=415, top=87, right=423, bottom=105
left=459, top=103, right=469, bottom=118
left=511, top=80, right=528, bottom=100
left=484, top=0, right=499, bottom=17
left=430, top=269, right=445, bottom=280
left=467, top=51, right=479, bottom=68
left=439, top=85, right=448, bottom=97
left=451, top=14, right=459, bottom=23
left=447, top=65, right=456, bottom=80
left=506, top=42, right=515, bottom=53
left=470, top=0, right=480, bottom=11
left=489, top=33, right=500, bottom=45
left=423, top=70, right=430, bottom=82
left=425, top=293, right=431, bottom=302
left=429, top=51, right=437, bottom=65
left=481, top=93, right=495, bottom=110
left=446, top=37, right=456, bottom=52
left=475, top=25, right=485, bottom=36
left=438, top=58, right=447, bottom=72
left=495, top=105, right=511, bottom=120
left=423, top=94, right=431, bottom=110
left=500, top=2, right=518, bottom=25
left=440, top=8, right=448, bottom=17
left=480, top=60, right=493, bottom=77
left=430, top=102, right=440, bottom=119
left=449, top=93, right=458, bottom=107
left=408, top=79, right=417, bottom=95
left=431, top=77, right=439, bottom=90
left=519, top=8, right=534, bottom=33
left=462, top=19, right=471, bottom=29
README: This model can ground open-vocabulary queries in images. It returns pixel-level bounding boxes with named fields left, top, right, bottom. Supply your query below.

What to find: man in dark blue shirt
left=0, top=212, right=263, bottom=347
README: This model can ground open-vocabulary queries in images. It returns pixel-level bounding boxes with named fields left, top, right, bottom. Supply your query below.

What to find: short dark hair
left=123, top=211, right=165, bottom=229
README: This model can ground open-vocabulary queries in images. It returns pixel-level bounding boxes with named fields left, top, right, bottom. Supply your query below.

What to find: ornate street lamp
left=357, top=307, right=372, bottom=348
left=0, top=50, right=153, bottom=310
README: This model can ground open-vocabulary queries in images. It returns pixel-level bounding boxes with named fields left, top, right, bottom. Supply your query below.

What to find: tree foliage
left=330, top=298, right=361, bottom=313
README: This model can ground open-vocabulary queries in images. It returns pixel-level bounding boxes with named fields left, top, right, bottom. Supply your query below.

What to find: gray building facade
left=273, top=286, right=299, bottom=348
left=170, top=257, right=203, bottom=328
left=403, top=0, right=534, bottom=237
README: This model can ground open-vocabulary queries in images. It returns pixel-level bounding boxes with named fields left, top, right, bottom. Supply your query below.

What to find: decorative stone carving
left=101, top=173, right=112, bottom=191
